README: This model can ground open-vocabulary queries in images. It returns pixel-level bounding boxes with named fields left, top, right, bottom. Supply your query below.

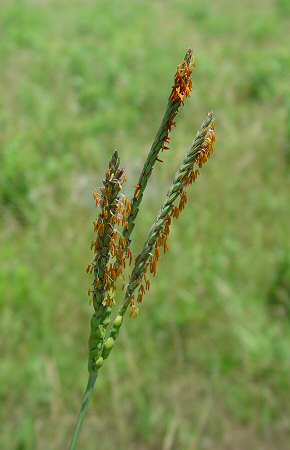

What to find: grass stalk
left=69, top=374, right=98, bottom=450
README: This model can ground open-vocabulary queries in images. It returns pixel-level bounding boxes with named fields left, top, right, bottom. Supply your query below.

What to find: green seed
left=113, top=315, right=123, bottom=329
left=95, top=357, right=104, bottom=369
left=104, top=337, right=114, bottom=350
left=102, top=338, right=115, bottom=359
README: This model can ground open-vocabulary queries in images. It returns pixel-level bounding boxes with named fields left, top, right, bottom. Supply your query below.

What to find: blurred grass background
left=0, top=0, right=290, bottom=449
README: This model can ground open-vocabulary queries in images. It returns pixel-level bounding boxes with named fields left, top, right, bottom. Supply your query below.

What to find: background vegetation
left=1, top=0, right=290, bottom=449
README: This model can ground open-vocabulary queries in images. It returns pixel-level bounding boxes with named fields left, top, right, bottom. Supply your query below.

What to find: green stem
left=69, top=373, right=98, bottom=450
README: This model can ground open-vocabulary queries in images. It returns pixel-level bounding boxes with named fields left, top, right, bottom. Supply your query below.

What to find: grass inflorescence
left=69, top=48, right=216, bottom=450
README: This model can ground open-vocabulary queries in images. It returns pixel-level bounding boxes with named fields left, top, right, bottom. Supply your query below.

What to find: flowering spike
left=123, top=49, right=195, bottom=246
left=87, top=151, right=130, bottom=375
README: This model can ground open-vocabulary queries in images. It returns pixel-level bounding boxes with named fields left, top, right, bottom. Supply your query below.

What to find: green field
left=1, top=1, right=290, bottom=449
